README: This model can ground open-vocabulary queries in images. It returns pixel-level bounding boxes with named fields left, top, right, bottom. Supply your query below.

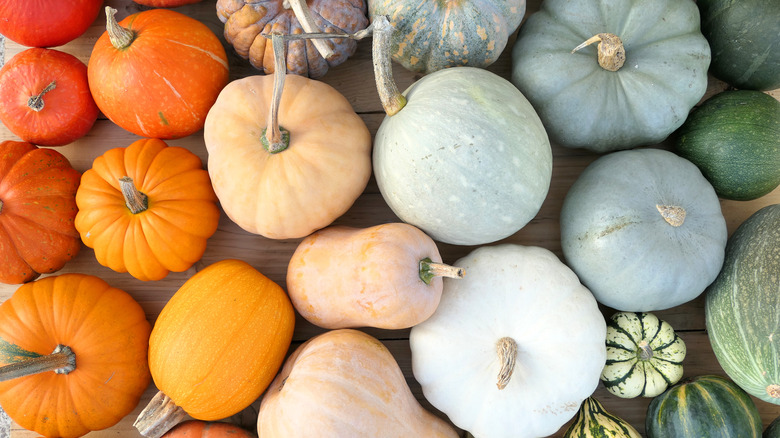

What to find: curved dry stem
left=572, top=33, right=625, bottom=71
left=371, top=16, right=406, bottom=116
left=285, top=0, right=335, bottom=60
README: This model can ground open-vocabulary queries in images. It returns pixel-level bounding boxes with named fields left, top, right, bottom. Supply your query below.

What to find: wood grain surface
left=1, top=1, right=779, bottom=436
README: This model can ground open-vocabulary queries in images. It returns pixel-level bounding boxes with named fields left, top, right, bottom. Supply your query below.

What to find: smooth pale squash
left=75, top=138, right=220, bottom=282
left=286, top=223, right=463, bottom=329
left=257, top=329, right=459, bottom=438
left=410, top=244, right=606, bottom=438
left=0, top=274, right=151, bottom=438
left=134, top=259, right=295, bottom=438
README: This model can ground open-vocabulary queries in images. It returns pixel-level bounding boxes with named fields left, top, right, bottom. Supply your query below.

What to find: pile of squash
left=0, top=0, right=777, bottom=437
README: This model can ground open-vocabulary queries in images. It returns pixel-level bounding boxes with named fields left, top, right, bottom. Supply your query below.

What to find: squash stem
left=285, top=0, right=335, bottom=60
left=133, top=390, right=188, bottom=438
left=419, top=258, right=464, bottom=285
left=496, top=337, right=518, bottom=390
left=262, top=33, right=291, bottom=154
left=637, top=340, right=653, bottom=360
left=0, top=345, right=75, bottom=382
left=105, top=7, right=135, bottom=50
left=27, top=81, right=56, bottom=112
left=656, top=205, right=686, bottom=227
left=120, top=177, right=149, bottom=214
left=571, top=33, right=625, bottom=71
left=371, top=15, right=407, bottom=117
left=767, top=384, right=780, bottom=399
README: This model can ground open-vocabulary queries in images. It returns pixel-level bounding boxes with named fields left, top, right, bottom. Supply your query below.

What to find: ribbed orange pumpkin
left=0, top=141, right=81, bottom=284
left=74, top=138, right=220, bottom=281
left=162, top=420, right=256, bottom=438
left=134, top=259, right=295, bottom=438
left=0, top=274, right=152, bottom=438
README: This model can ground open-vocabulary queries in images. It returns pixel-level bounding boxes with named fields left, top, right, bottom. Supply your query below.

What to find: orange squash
left=162, top=420, right=256, bottom=438
left=134, top=259, right=295, bottom=438
left=0, top=140, right=81, bottom=284
left=287, top=223, right=463, bottom=329
left=75, top=138, right=220, bottom=281
left=0, top=274, right=152, bottom=438
left=257, top=329, right=459, bottom=437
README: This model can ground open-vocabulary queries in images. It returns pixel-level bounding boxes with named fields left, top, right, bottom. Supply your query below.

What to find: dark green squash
left=697, top=0, right=780, bottom=90
left=705, top=204, right=780, bottom=405
left=674, top=90, right=780, bottom=201
left=766, top=415, right=780, bottom=438
left=646, top=375, right=762, bottom=438
left=563, top=397, right=640, bottom=438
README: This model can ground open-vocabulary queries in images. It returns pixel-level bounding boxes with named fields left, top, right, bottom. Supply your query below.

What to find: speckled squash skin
left=218, top=0, right=367, bottom=78
left=563, top=397, right=641, bottom=438
left=369, top=0, right=526, bottom=74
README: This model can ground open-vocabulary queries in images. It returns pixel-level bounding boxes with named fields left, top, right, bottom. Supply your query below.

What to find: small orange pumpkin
left=0, top=273, right=152, bottom=438
left=134, top=259, right=295, bottom=438
left=75, top=138, right=220, bottom=281
left=162, top=420, right=256, bottom=438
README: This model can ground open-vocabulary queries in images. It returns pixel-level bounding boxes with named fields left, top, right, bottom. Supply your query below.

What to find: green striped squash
left=601, top=312, right=686, bottom=398
left=646, top=375, right=762, bottom=438
left=705, top=204, right=780, bottom=405
left=563, top=397, right=641, bottom=438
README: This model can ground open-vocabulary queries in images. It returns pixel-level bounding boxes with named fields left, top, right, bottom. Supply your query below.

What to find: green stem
left=27, top=81, right=56, bottom=112
left=105, top=6, right=135, bottom=49
left=419, top=258, right=464, bottom=285
left=0, top=345, right=75, bottom=382
left=120, top=177, right=149, bottom=214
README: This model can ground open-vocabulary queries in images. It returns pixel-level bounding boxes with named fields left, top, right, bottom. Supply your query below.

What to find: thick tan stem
left=120, top=177, right=149, bottom=214
left=133, top=390, right=188, bottom=438
left=419, top=258, right=465, bottom=285
left=371, top=15, right=406, bottom=116
left=285, top=0, right=335, bottom=60
left=0, top=345, right=75, bottom=382
left=572, top=33, right=625, bottom=71
left=767, top=384, right=780, bottom=399
left=656, top=205, right=686, bottom=227
left=105, top=7, right=135, bottom=49
left=27, top=81, right=56, bottom=112
left=496, top=337, right=518, bottom=390
left=262, top=33, right=291, bottom=154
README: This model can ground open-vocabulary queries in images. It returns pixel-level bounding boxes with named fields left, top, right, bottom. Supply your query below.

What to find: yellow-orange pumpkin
left=162, top=420, right=256, bottom=438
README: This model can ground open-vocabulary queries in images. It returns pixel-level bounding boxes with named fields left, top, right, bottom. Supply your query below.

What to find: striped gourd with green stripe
left=563, top=397, right=641, bottom=438
left=646, top=375, right=762, bottom=438
left=601, top=312, right=686, bottom=398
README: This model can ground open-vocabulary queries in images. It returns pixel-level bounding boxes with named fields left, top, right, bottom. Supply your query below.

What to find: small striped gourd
left=601, top=312, right=686, bottom=398
left=646, top=375, right=762, bottom=438
left=563, top=397, right=640, bottom=438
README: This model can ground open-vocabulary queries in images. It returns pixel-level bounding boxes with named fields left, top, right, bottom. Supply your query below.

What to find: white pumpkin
left=409, top=244, right=606, bottom=438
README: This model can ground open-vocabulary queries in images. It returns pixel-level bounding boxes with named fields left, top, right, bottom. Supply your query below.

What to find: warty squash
left=286, top=222, right=464, bottom=329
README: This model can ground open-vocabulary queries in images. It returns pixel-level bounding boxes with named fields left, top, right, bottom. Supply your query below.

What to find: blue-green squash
left=674, top=90, right=780, bottom=201
left=765, top=415, right=780, bottom=438
left=563, top=397, right=641, bottom=438
left=646, top=375, right=762, bottom=438
left=705, top=203, right=780, bottom=405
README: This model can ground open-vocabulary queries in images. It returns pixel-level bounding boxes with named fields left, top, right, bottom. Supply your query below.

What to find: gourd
left=705, top=204, right=780, bottom=405
left=371, top=16, right=552, bottom=245
left=646, top=375, right=762, bottom=438
left=134, top=259, right=295, bottom=438
left=75, top=138, right=220, bottom=282
left=162, top=421, right=255, bottom=438
left=204, top=34, right=371, bottom=239
left=511, top=0, right=711, bottom=152
left=674, top=90, right=780, bottom=201
left=0, top=141, right=81, bottom=284
left=368, top=0, right=526, bottom=74
left=601, top=312, right=686, bottom=398
left=217, top=0, right=368, bottom=78
left=409, top=244, right=606, bottom=438
left=0, top=274, right=152, bottom=438
left=0, top=0, right=102, bottom=47
left=0, top=48, right=98, bottom=146
left=257, top=328, right=459, bottom=438
left=563, top=397, right=641, bottom=438
left=286, top=223, right=464, bottom=329
left=560, top=148, right=728, bottom=312
left=697, top=0, right=780, bottom=90
left=88, top=7, right=229, bottom=139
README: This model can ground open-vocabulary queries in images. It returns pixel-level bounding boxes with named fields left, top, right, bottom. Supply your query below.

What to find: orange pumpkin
left=75, top=138, right=220, bottom=281
left=0, top=274, right=152, bottom=438
left=88, top=7, right=229, bottom=139
left=162, top=421, right=256, bottom=438
left=0, top=141, right=81, bottom=284
left=134, top=259, right=295, bottom=437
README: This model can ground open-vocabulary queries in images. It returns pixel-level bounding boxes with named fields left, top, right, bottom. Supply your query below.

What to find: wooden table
left=1, top=1, right=778, bottom=436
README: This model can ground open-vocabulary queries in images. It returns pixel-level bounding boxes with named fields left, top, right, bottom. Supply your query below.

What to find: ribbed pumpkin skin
left=368, top=0, right=526, bottom=73
left=563, top=397, right=641, bottom=438
left=0, top=141, right=81, bottom=284
left=645, top=375, right=762, bottom=438
left=674, top=90, right=780, bottom=201
left=0, top=274, right=152, bottom=438
left=162, top=420, right=256, bottom=438
left=698, top=0, right=780, bottom=90
left=149, top=259, right=295, bottom=421
left=705, top=204, right=780, bottom=405
left=75, top=138, right=220, bottom=281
